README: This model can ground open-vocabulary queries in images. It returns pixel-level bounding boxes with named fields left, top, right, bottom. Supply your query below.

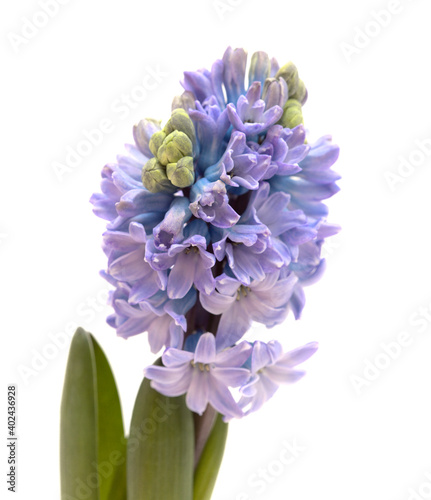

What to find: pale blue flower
left=205, top=131, right=271, bottom=191
left=107, top=282, right=195, bottom=353
left=102, top=221, right=167, bottom=301
left=145, top=220, right=216, bottom=299
left=152, top=196, right=191, bottom=250
left=212, top=203, right=283, bottom=284
left=189, top=178, right=240, bottom=228
left=189, top=96, right=230, bottom=170
left=239, top=340, right=318, bottom=414
left=145, top=333, right=251, bottom=418
left=199, top=271, right=297, bottom=350
left=227, top=82, right=283, bottom=136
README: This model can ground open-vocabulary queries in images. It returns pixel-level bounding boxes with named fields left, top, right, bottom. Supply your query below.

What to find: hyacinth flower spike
left=61, top=47, right=340, bottom=500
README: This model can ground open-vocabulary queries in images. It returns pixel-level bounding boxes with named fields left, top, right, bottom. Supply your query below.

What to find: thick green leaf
left=127, top=364, right=194, bottom=500
left=92, top=336, right=127, bottom=500
left=193, top=413, right=228, bottom=500
left=60, top=328, right=126, bottom=500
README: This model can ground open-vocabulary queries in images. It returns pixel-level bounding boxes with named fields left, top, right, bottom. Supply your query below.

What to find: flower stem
left=193, top=405, right=217, bottom=468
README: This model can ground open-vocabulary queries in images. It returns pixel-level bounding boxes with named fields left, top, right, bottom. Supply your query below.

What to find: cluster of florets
left=91, top=47, right=340, bottom=419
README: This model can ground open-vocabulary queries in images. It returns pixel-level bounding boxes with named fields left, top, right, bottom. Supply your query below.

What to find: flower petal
left=199, top=289, right=236, bottom=315
left=144, top=365, right=186, bottom=385
left=211, top=367, right=250, bottom=387
left=216, top=303, right=252, bottom=350
left=167, top=252, right=195, bottom=299
left=186, top=369, right=210, bottom=415
left=215, top=342, right=252, bottom=367
left=264, top=366, right=306, bottom=384
left=150, top=368, right=193, bottom=397
left=194, top=333, right=216, bottom=364
left=250, top=341, right=273, bottom=373
left=208, top=376, right=243, bottom=419
left=162, top=348, right=194, bottom=367
left=279, top=341, right=319, bottom=367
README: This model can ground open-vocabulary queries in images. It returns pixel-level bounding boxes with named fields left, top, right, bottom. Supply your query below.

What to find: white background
left=2, top=0, right=431, bottom=499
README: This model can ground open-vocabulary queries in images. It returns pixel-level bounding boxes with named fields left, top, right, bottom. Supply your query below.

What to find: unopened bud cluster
left=142, top=109, right=196, bottom=192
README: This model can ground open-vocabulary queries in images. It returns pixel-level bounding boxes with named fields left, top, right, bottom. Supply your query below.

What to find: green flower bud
left=248, top=51, right=271, bottom=84
left=289, top=79, right=308, bottom=105
left=157, top=130, right=193, bottom=165
left=163, top=108, right=196, bottom=144
left=166, top=156, right=195, bottom=188
left=280, top=99, right=304, bottom=129
left=141, top=158, right=176, bottom=193
left=275, top=62, right=299, bottom=98
left=171, top=91, right=196, bottom=113
left=149, top=130, right=166, bottom=157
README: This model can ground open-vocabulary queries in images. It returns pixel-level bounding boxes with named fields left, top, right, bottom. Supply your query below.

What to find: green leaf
left=193, top=413, right=228, bottom=500
left=60, top=328, right=126, bottom=500
left=127, top=362, right=194, bottom=500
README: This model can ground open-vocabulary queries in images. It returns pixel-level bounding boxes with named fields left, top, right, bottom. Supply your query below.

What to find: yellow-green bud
left=289, top=79, right=308, bottom=105
left=142, top=158, right=176, bottom=193
left=164, top=108, right=196, bottom=144
left=276, top=62, right=299, bottom=98
left=157, top=130, right=193, bottom=165
left=280, top=99, right=304, bottom=129
left=248, top=51, right=271, bottom=84
left=149, top=131, right=166, bottom=157
left=166, top=156, right=195, bottom=188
